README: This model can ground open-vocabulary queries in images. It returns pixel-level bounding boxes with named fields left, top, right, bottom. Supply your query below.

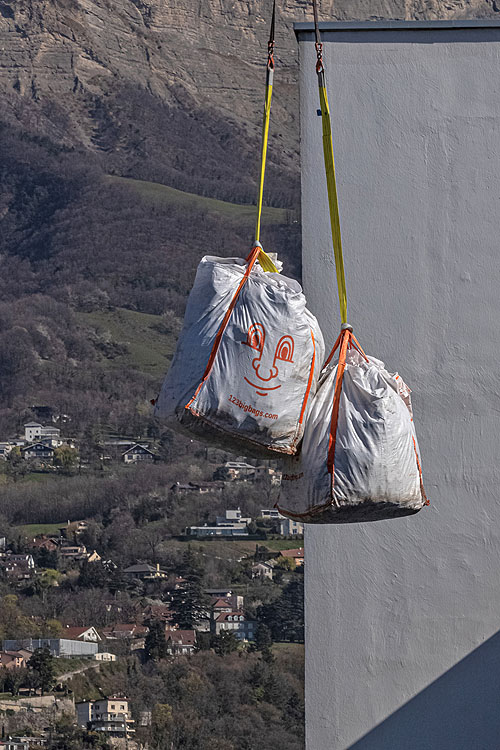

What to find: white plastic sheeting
left=154, top=254, right=324, bottom=457
left=278, top=344, right=427, bottom=522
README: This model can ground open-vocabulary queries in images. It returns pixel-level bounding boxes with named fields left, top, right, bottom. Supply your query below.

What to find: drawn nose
left=252, top=358, right=278, bottom=381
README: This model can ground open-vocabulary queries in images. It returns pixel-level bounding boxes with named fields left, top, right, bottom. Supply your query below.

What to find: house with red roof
left=280, top=547, right=304, bottom=566
left=165, top=630, right=197, bottom=656
left=62, top=626, right=101, bottom=643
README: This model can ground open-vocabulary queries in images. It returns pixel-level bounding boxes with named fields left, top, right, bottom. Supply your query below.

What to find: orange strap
left=298, top=329, right=317, bottom=426
left=185, top=247, right=260, bottom=409
left=327, top=328, right=351, bottom=475
left=412, top=436, right=430, bottom=506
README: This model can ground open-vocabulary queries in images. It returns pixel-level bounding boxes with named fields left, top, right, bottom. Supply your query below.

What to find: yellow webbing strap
left=255, top=75, right=273, bottom=246
left=318, top=79, right=348, bottom=323
left=313, top=0, right=348, bottom=324
left=252, top=0, right=278, bottom=274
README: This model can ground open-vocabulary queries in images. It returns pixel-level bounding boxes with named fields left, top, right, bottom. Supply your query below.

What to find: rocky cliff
left=1, top=0, right=497, bottom=200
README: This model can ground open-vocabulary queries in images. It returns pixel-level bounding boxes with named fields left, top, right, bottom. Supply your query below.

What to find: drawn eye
left=245, top=323, right=265, bottom=353
left=275, top=335, right=294, bottom=363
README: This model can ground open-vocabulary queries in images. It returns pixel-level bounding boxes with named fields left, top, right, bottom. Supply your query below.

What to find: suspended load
left=277, top=326, right=427, bottom=522
left=154, top=246, right=324, bottom=457
left=154, top=6, right=325, bottom=457
left=277, top=4, right=428, bottom=522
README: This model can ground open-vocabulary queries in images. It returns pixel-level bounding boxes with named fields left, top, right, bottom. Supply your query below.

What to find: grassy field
left=105, top=175, right=289, bottom=226
left=77, top=307, right=175, bottom=378
left=163, top=537, right=303, bottom=562
left=16, top=522, right=65, bottom=537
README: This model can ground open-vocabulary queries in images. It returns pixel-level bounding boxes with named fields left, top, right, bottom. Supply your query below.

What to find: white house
left=76, top=695, right=134, bottom=737
left=279, top=517, right=304, bottom=536
left=62, top=626, right=101, bottom=643
left=251, top=561, right=276, bottom=580
left=215, top=508, right=252, bottom=527
left=121, top=444, right=155, bottom=464
left=213, top=612, right=256, bottom=641
left=260, top=508, right=284, bottom=520
left=24, top=423, right=42, bottom=442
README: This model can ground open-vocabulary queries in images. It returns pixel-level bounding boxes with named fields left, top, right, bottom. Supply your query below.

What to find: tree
left=54, top=445, right=78, bottom=474
left=212, top=630, right=239, bottom=656
left=257, top=578, right=304, bottom=642
left=170, top=580, right=206, bottom=630
left=6, top=447, right=28, bottom=482
left=152, top=703, right=174, bottom=749
left=5, top=667, right=26, bottom=696
left=28, top=647, right=55, bottom=695
left=145, top=620, right=168, bottom=662
left=171, top=547, right=207, bottom=629
left=254, top=623, right=273, bottom=652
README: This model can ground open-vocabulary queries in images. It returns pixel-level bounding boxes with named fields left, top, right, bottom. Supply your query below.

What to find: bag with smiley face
left=154, top=247, right=325, bottom=457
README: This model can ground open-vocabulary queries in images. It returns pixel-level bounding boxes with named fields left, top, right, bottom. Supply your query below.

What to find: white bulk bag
left=278, top=328, right=428, bottom=523
left=154, top=247, right=325, bottom=457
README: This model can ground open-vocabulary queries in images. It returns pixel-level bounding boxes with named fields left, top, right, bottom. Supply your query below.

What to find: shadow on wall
left=348, top=629, right=500, bottom=750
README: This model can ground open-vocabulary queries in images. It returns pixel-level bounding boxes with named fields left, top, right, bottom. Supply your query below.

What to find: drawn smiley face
left=242, top=323, right=294, bottom=397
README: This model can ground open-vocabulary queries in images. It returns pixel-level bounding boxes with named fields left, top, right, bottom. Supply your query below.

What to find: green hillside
left=77, top=308, right=175, bottom=378
left=105, top=175, right=290, bottom=225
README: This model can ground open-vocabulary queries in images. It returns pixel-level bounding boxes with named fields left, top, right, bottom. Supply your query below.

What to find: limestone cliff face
left=0, top=0, right=498, bottom=195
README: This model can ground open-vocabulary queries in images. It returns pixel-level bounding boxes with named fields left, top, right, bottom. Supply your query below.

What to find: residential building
left=219, top=460, right=255, bottom=481
left=62, top=626, right=101, bottom=642
left=0, top=553, right=35, bottom=569
left=59, top=545, right=88, bottom=561
left=187, top=524, right=249, bottom=538
left=39, top=426, right=62, bottom=447
left=24, top=423, right=43, bottom=442
left=0, top=740, right=28, bottom=749
left=213, top=612, right=256, bottom=641
left=5, top=739, right=46, bottom=749
left=121, top=444, right=155, bottom=464
left=0, top=651, right=28, bottom=669
left=211, top=594, right=244, bottom=613
left=165, top=630, right=197, bottom=656
left=3, top=638, right=98, bottom=658
left=0, top=443, right=13, bottom=460
left=0, top=553, right=35, bottom=580
left=142, top=603, right=175, bottom=625
left=21, top=443, right=54, bottom=464
left=280, top=518, right=304, bottom=536
left=76, top=695, right=135, bottom=738
left=204, top=587, right=233, bottom=599
left=31, top=536, right=58, bottom=552
left=171, top=481, right=224, bottom=494
left=215, top=508, right=252, bottom=527
left=251, top=561, right=276, bottom=580
left=188, top=508, right=251, bottom=538
left=280, top=547, right=304, bottom=567
left=100, top=624, right=149, bottom=640
left=123, top=562, right=168, bottom=580
left=260, top=509, right=284, bottom=520
left=93, top=652, right=116, bottom=661
left=23, top=423, right=62, bottom=447
left=59, top=520, right=89, bottom=538
left=211, top=598, right=232, bottom=614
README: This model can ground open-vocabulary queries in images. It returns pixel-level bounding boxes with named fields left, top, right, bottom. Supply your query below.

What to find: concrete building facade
left=296, top=20, right=500, bottom=750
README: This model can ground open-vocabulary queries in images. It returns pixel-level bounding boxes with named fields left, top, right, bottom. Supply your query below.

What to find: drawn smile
left=244, top=377, right=282, bottom=393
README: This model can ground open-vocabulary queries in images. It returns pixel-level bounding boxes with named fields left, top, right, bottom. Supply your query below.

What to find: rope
left=254, top=0, right=276, bottom=249
left=312, top=0, right=348, bottom=325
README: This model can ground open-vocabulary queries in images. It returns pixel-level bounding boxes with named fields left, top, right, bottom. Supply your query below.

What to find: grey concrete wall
left=297, top=22, right=500, bottom=750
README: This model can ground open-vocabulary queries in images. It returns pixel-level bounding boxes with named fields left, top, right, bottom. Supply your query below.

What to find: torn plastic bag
left=277, top=327, right=428, bottom=523
left=154, top=246, right=325, bottom=458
